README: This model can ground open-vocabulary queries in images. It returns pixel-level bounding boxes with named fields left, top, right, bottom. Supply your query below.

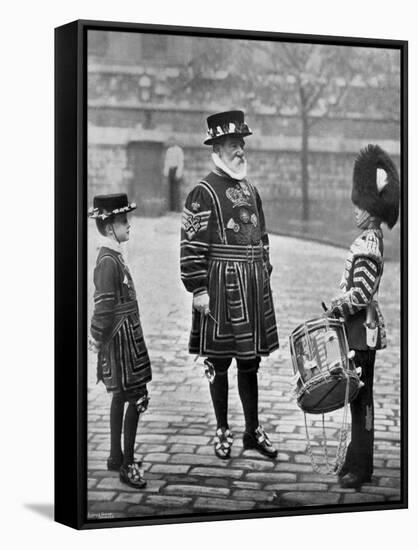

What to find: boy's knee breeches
left=115, top=386, right=149, bottom=413
left=208, top=357, right=261, bottom=376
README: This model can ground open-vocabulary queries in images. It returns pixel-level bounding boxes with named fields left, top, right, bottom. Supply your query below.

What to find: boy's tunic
left=91, top=246, right=152, bottom=394
left=181, top=169, right=279, bottom=360
left=331, top=227, right=386, bottom=350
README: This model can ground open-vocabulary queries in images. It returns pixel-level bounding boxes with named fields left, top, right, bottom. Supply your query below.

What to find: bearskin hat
left=352, top=144, right=400, bottom=229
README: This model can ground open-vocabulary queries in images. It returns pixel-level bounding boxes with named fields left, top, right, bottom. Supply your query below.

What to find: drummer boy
left=329, top=145, right=400, bottom=490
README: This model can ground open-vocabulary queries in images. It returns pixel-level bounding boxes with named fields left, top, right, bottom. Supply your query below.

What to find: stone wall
left=88, top=144, right=128, bottom=198
left=88, top=141, right=362, bottom=203
left=88, top=131, right=401, bottom=259
left=88, top=103, right=400, bottom=141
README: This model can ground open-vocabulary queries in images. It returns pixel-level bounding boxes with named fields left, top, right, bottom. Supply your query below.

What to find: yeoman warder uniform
left=180, top=110, right=279, bottom=459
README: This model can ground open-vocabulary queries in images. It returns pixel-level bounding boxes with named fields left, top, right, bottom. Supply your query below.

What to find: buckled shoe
left=214, top=427, right=234, bottom=459
left=243, top=426, right=278, bottom=459
left=119, top=461, right=147, bottom=489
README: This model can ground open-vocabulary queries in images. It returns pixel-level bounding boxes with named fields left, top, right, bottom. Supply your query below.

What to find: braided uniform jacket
left=91, top=246, right=152, bottom=393
left=331, top=228, right=386, bottom=351
left=180, top=169, right=279, bottom=359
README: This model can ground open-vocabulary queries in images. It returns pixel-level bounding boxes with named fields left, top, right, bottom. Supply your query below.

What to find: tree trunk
left=301, top=111, right=310, bottom=222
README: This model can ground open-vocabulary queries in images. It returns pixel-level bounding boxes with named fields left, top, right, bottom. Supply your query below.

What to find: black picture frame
left=55, top=19, right=408, bottom=530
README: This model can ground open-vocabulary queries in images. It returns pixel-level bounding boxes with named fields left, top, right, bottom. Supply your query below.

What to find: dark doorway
left=127, top=141, right=166, bottom=216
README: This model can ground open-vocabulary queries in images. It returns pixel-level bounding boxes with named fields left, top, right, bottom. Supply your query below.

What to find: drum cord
left=303, top=372, right=350, bottom=475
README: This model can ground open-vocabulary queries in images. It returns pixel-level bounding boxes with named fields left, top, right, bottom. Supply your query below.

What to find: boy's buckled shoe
left=243, top=426, right=278, bottom=459
left=119, top=461, right=147, bottom=489
left=214, top=427, right=234, bottom=459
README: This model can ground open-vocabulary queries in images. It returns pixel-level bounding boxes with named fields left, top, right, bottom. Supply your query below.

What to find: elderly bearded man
left=180, top=110, right=279, bottom=460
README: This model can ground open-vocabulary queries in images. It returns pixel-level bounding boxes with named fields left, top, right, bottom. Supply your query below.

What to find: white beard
left=212, top=153, right=247, bottom=180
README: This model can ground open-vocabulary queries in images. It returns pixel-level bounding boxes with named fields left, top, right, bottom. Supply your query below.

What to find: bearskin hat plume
left=352, top=144, right=400, bottom=229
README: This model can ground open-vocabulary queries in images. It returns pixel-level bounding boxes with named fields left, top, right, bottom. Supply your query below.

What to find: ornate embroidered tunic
left=331, top=228, right=386, bottom=350
left=181, top=169, right=279, bottom=359
left=91, top=246, right=152, bottom=393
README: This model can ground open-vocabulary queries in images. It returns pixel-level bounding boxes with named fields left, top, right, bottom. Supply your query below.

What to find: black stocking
left=123, top=403, right=140, bottom=466
left=237, top=367, right=259, bottom=433
left=110, top=394, right=124, bottom=460
left=209, top=373, right=229, bottom=430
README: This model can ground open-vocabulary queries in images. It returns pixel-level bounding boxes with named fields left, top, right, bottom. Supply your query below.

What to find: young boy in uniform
left=329, top=145, right=400, bottom=490
left=88, top=193, right=152, bottom=489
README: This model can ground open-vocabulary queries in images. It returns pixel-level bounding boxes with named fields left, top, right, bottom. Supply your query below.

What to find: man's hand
left=329, top=296, right=347, bottom=321
left=193, top=291, right=210, bottom=315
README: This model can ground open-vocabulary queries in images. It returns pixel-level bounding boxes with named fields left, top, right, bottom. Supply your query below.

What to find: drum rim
left=289, top=316, right=345, bottom=340
left=297, top=375, right=360, bottom=414
left=296, top=370, right=359, bottom=398
left=290, top=317, right=344, bottom=336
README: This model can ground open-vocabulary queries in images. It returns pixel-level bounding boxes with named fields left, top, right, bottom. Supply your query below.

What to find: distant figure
left=164, top=137, right=184, bottom=212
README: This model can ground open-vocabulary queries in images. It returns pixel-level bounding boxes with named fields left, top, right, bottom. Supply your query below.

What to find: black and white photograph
left=4, top=0, right=417, bottom=547
left=71, top=22, right=406, bottom=525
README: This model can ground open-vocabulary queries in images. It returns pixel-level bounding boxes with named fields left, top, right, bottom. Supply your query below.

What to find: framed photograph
left=55, top=19, right=407, bottom=529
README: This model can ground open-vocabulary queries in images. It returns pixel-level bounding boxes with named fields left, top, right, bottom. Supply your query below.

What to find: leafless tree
left=171, top=39, right=400, bottom=221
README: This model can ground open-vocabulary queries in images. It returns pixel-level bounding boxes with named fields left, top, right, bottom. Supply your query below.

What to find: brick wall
left=89, top=103, right=400, bottom=141
left=88, top=139, right=401, bottom=260
left=180, top=146, right=399, bottom=203
left=88, top=144, right=129, bottom=201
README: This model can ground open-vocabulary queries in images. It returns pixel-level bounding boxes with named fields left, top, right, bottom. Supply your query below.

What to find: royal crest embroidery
left=191, top=202, right=200, bottom=212
left=226, top=186, right=251, bottom=208
left=239, top=181, right=251, bottom=197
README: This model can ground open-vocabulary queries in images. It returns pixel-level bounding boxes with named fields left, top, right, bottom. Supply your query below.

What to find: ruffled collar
left=211, top=153, right=247, bottom=181
left=97, top=236, right=129, bottom=262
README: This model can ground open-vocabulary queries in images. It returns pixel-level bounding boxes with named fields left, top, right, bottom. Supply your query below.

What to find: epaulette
left=351, top=230, right=383, bottom=263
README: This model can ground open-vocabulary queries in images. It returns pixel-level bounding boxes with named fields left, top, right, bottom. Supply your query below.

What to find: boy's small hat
left=88, top=193, right=137, bottom=220
left=204, top=110, right=252, bottom=145
left=352, top=144, right=400, bottom=229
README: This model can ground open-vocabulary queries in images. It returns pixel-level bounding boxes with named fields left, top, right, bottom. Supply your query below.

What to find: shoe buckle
left=135, top=394, right=150, bottom=414
left=129, top=462, right=144, bottom=481
left=215, top=428, right=233, bottom=445
left=256, top=426, right=271, bottom=446
left=204, top=359, right=216, bottom=384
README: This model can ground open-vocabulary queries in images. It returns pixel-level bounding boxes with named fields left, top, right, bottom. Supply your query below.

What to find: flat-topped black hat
left=88, top=193, right=137, bottom=220
left=204, top=110, right=252, bottom=145
left=352, top=144, right=400, bottom=229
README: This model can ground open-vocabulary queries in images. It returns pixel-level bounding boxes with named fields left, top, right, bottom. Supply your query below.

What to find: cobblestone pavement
left=87, top=213, right=402, bottom=520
